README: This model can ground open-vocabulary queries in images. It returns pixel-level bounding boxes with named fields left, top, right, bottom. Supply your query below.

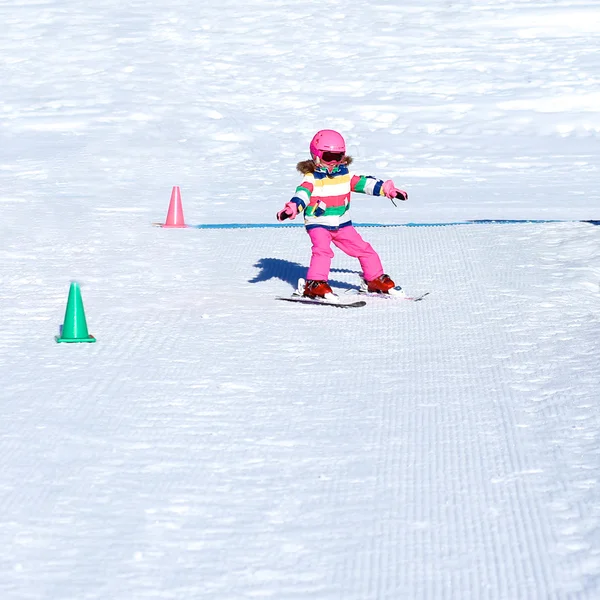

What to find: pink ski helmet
left=309, top=129, right=346, bottom=161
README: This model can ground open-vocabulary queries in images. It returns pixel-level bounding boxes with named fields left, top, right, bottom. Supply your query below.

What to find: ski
left=356, top=275, right=429, bottom=302
left=278, top=275, right=428, bottom=307
left=278, top=277, right=366, bottom=308
left=357, top=290, right=430, bottom=302
left=277, top=296, right=366, bottom=308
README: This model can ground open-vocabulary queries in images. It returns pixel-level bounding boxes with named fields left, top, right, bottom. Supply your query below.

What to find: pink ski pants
left=306, top=225, right=384, bottom=282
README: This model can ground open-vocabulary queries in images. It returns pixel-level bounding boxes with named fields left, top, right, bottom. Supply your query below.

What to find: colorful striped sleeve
left=351, top=174, right=385, bottom=196
left=290, top=178, right=314, bottom=212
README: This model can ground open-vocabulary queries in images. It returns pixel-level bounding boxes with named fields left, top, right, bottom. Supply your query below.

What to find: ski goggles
left=321, top=151, right=345, bottom=163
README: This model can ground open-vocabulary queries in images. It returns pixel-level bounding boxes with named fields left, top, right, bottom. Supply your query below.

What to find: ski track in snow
left=1, top=0, right=600, bottom=598
left=2, top=223, right=600, bottom=599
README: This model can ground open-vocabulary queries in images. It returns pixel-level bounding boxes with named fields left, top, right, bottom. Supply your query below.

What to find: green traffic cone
left=55, top=282, right=96, bottom=343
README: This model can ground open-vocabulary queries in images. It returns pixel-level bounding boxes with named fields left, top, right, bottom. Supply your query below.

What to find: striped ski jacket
left=290, top=163, right=388, bottom=230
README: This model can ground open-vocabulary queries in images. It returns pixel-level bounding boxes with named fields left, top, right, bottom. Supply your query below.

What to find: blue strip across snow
left=189, top=219, right=599, bottom=229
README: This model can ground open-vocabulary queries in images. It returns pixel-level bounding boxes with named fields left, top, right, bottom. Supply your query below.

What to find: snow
left=1, top=0, right=600, bottom=598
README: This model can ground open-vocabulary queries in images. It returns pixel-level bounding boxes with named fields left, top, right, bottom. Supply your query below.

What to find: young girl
left=277, top=129, right=408, bottom=299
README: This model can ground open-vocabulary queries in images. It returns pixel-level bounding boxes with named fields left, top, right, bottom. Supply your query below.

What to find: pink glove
left=277, top=201, right=299, bottom=221
left=382, top=180, right=408, bottom=201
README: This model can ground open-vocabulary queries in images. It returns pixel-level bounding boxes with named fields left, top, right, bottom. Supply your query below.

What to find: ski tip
left=411, top=292, right=430, bottom=301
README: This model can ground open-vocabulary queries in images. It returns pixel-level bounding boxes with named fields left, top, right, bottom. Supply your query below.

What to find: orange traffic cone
left=163, top=186, right=186, bottom=228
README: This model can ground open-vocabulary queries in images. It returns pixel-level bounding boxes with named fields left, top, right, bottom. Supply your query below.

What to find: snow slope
left=1, top=0, right=600, bottom=598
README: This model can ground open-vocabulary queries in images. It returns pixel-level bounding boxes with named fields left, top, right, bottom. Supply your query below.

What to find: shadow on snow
left=250, top=257, right=360, bottom=292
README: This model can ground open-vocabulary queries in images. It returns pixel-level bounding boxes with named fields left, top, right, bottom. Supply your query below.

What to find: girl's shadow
left=249, top=257, right=359, bottom=292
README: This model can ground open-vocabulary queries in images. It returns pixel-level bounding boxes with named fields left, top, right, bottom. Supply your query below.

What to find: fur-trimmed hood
left=296, top=156, right=353, bottom=174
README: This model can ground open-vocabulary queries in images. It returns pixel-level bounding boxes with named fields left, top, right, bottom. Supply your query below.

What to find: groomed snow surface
left=2, top=0, right=600, bottom=598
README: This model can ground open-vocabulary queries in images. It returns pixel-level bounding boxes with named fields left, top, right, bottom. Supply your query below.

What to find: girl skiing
left=277, top=129, right=408, bottom=299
